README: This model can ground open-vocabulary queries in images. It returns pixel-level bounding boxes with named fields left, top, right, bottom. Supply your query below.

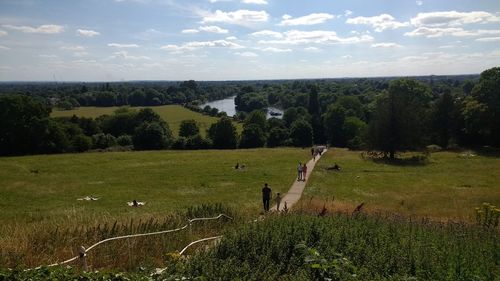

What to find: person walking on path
left=297, top=162, right=303, bottom=181
left=262, top=183, right=272, bottom=212
left=311, top=147, right=315, bottom=160
left=275, top=193, right=282, bottom=211
left=302, top=163, right=308, bottom=181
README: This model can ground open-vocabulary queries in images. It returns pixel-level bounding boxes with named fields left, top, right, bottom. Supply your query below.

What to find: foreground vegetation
left=1, top=210, right=498, bottom=280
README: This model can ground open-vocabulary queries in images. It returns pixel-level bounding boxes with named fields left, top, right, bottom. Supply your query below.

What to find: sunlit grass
left=51, top=105, right=243, bottom=136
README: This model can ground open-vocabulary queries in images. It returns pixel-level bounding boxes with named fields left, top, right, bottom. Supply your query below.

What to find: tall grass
left=0, top=204, right=236, bottom=270
left=172, top=213, right=498, bottom=280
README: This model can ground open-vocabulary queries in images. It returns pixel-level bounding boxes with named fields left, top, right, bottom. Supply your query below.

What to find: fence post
left=79, top=246, right=88, bottom=271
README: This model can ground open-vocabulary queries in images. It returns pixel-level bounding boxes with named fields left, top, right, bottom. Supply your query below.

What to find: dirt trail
left=271, top=148, right=327, bottom=211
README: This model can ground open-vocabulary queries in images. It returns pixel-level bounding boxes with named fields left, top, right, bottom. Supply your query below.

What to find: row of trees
left=0, top=67, right=498, bottom=157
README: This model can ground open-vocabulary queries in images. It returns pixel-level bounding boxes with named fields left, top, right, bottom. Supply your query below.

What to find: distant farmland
left=51, top=105, right=242, bottom=136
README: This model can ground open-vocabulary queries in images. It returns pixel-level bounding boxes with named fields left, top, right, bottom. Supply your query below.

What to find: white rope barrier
left=43, top=213, right=233, bottom=268
left=179, top=236, right=223, bottom=256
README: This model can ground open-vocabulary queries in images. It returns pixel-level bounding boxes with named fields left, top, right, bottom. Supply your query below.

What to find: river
left=201, top=96, right=283, bottom=119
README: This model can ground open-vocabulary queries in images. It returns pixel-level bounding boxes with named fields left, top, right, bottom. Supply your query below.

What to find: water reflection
left=201, top=96, right=283, bottom=119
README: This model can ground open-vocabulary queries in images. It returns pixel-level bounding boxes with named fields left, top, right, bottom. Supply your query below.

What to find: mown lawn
left=51, top=105, right=242, bottom=136
left=0, top=148, right=310, bottom=226
left=301, top=148, right=500, bottom=220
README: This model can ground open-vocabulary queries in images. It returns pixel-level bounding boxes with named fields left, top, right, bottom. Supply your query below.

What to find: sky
left=0, top=0, right=499, bottom=81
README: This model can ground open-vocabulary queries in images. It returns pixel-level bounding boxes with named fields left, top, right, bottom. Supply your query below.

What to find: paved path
left=271, top=148, right=327, bottom=212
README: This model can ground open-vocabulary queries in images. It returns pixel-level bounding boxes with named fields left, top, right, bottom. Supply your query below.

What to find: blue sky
left=0, top=0, right=499, bottom=81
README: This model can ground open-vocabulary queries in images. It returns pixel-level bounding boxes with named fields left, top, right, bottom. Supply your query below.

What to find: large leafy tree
left=179, top=119, right=200, bottom=138
left=207, top=117, right=238, bottom=149
left=290, top=119, right=313, bottom=147
left=0, top=94, right=52, bottom=155
left=367, top=79, right=432, bottom=158
left=133, top=121, right=173, bottom=150
left=470, top=67, right=500, bottom=145
left=239, top=124, right=266, bottom=148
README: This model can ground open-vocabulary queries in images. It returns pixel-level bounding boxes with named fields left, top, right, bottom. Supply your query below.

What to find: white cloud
left=304, top=46, right=321, bottom=52
left=110, top=50, right=150, bottom=60
left=279, top=13, right=335, bottom=26
left=476, top=37, right=500, bottom=42
left=2, top=24, right=64, bottom=34
left=341, top=55, right=352, bottom=59
left=404, top=27, right=500, bottom=38
left=60, top=45, right=86, bottom=51
left=258, top=30, right=373, bottom=45
left=108, top=43, right=140, bottom=48
left=416, top=1, right=423, bottom=6
left=259, top=47, right=292, bottom=52
left=344, top=10, right=353, bottom=17
left=250, top=30, right=283, bottom=38
left=371, top=42, right=403, bottom=48
left=346, top=14, right=409, bottom=32
left=235, top=51, right=258, bottom=57
left=73, top=52, right=89, bottom=57
left=282, top=14, right=292, bottom=20
left=39, top=54, right=58, bottom=58
left=182, top=29, right=200, bottom=34
left=161, top=40, right=244, bottom=53
left=0, top=45, right=10, bottom=50
left=77, top=29, right=100, bottom=37
left=242, top=0, right=267, bottom=4
left=202, top=9, right=269, bottom=26
left=0, top=30, right=7, bottom=37
left=411, top=11, right=500, bottom=27
left=199, top=25, right=229, bottom=33
left=226, top=36, right=237, bottom=40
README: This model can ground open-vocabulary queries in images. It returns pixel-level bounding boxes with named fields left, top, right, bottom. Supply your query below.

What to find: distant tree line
left=1, top=68, right=498, bottom=157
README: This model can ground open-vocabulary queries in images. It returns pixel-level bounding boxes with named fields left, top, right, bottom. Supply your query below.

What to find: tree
left=323, top=105, right=346, bottom=147
left=244, top=110, right=267, bottom=132
left=367, top=79, right=432, bottom=158
left=343, top=117, right=367, bottom=150
left=470, top=67, right=500, bottom=145
left=240, top=124, right=266, bottom=148
left=72, top=135, right=93, bottom=152
left=133, top=121, right=173, bottom=150
left=92, top=133, right=117, bottom=149
left=207, top=117, right=238, bottom=149
left=290, top=119, right=313, bottom=147
left=0, top=94, right=51, bottom=155
left=430, top=92, right=457, bottom=147
left=267, top=127, right=289, bottom=147
left=179, top=119, right=200, bottom=138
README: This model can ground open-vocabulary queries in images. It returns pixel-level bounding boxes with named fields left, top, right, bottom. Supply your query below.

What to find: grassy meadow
left=51, top=105, right=243, bottom=136
left=0, top=148, right=309, bottom=226
left=0, top=147, right=498, bottom=276
left=299, top=148, right=500, bottom=220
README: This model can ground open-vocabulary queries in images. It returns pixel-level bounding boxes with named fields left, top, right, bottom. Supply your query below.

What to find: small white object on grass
left=127, top=201, right=146, bottom=207
left=77, top=196, right=100, bottom=201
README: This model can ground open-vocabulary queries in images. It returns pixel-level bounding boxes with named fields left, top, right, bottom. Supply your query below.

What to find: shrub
left=116, top=135, right=133, bottom=146
left=92, top=133, right=117, bottom=149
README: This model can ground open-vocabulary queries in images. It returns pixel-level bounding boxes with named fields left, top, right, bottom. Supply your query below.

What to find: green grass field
left=51, top=105, right=242, bottom=136
left=300, top=148, right=500, bottom=220
left=0, top=148, right=309, bottom=226
left=0, top=148, right=499, bottom=271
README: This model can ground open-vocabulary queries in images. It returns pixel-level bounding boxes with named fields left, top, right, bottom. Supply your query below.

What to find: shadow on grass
left=473, top=146, right=500, bottom=158
left=369, top=154, right=430, bottom=167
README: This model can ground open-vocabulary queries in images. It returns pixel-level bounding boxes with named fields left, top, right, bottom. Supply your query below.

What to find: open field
left=299, top=148, right=500, bottom=220
left=0, top=148, right=308, bottom=226
left=51, top=105, right=243, bottom=136
left=0, top=148, right=498, bottom=274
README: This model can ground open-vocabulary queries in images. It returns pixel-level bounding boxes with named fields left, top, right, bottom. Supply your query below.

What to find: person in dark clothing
left=262, top=183, right=272, bottom=212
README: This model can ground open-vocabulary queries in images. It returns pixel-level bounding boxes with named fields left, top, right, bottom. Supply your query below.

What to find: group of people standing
left=261, top=183, right=282, bottom=212
left=297, top=162, right=308, bottom=181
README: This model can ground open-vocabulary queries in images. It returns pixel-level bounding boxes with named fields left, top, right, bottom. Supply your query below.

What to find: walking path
left=271, top=148, right=327, bottom=211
